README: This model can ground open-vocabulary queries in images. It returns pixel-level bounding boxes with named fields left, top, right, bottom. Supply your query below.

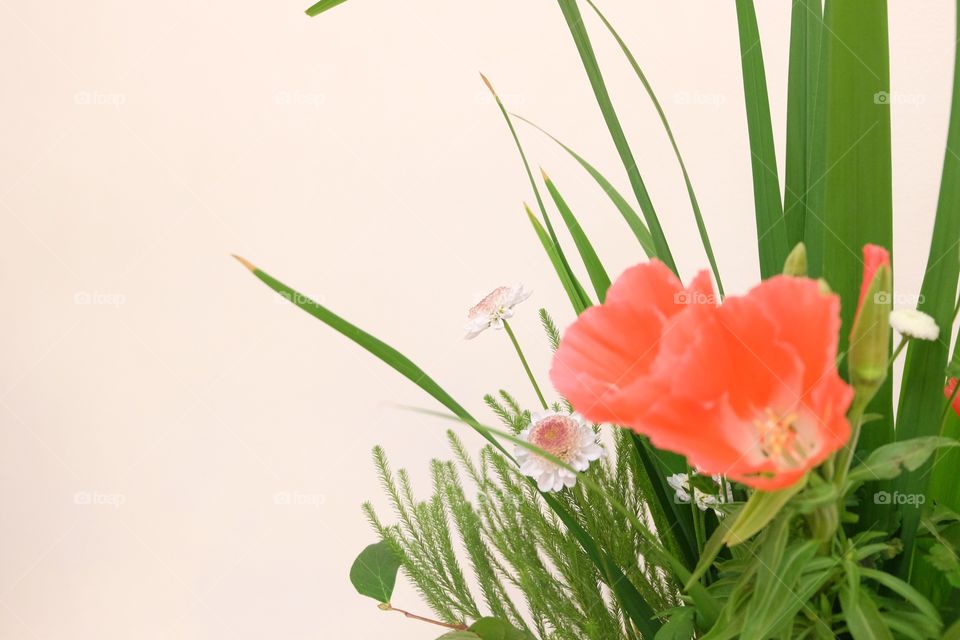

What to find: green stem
left=503, top=320, right=548, bottom=410
left=888, top=336, right=909, bottom=369
left=384, top=605, right=468, bottom=631
left=834, top=400, right=867, bottom=487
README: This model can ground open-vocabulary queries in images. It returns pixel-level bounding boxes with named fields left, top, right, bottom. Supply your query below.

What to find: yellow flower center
left=754, top=408, right=807, bottom=468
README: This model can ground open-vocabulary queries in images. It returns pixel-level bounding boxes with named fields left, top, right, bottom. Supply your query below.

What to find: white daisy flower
left=890, top=309, right=940, bottom=342
left=515, top=411, right=603, bottom=493
left=464, top=284, right=532, bottom=339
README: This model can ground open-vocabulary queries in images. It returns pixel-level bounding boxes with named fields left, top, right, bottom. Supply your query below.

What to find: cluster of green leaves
left=361, top=422, right=678, bottom=639
left=235, top=0, right=960, bottom=636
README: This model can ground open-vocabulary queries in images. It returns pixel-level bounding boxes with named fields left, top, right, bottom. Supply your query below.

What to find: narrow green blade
left=783, top=0, right=823, bottom=250
left=235, top=257, right=659, bottom=635
left=525, top=206, right=590, bottom=314
left=897, top=0, right=960, bottom=579
left=542, top=171, right=611, bottom=301
left=514, top=115, right=657, bottom=259
left=735, top=0, right=790, bottom=279
left=582, top=0, right=723, bottom=296
left=631, top=434, right=698, bottom=571
left=305, top=0, right=350, bottom=16
left=480, top=75, right=591, bottom=308
left=819, top=0, right=895, bottom=531
left=554, top=0, right=677, bottom=274
left=802, top=6, right=830, bottom=280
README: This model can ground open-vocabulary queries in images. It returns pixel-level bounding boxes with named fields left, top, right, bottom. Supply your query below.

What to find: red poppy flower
left=550, top=261, right=853, bottom=490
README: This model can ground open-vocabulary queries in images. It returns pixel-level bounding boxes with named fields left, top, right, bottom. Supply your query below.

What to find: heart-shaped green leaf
left=349, top=541, right=401, bottom=604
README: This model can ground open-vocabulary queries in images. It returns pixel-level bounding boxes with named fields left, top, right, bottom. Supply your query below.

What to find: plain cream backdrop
left=1, top=1, right=955, bottom=638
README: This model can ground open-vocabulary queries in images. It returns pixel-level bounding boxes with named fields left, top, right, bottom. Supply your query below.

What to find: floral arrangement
left=236, top=0, right=960, bottom=637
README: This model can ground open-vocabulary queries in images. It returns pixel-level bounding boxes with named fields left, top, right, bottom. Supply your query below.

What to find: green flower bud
left=783, top=242, right=808, bottom=277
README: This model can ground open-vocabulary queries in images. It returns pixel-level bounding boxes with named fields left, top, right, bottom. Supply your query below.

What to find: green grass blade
left=896, top=0, right=960, bottom=580
left=525, top=206, right=590, bottom=314
left=802, top=7, right=829, bottom=279
left=541, top=170, right=612, bottom=301
left=514, top=115, right=657, bottom=259
left=818, top=0, right=896, bottom=534
left=234, top=257, right=663, bottom=634
left=735, top=0, right=790, bottom=280
left=554, top=0, right=677, bottom=274
left=480, top=75, right=590, bottom=307
left=784, top=0, right=824, bottom=250
left=305, top=0, right=350, bottom=16
left=582, top=0, right=724, bottom=296
left=631, top=434, right=699, bottom=571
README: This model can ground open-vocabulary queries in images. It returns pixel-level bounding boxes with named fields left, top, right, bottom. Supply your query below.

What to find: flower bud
left=848, top=245, right=892, bottom=407
left=783, top=242, right=808, bottom=277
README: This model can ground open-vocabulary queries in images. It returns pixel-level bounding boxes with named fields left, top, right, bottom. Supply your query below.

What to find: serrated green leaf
left=349, top=541, right=401, bottom=603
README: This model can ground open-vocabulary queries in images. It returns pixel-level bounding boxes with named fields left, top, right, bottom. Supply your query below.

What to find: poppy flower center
left=753, top=408, right=808, bottom=468
left=469, top=287, right=510, bottom=319
left=529, top=415, right=579, bottom=462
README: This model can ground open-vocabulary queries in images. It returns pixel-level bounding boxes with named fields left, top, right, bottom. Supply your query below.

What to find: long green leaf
left=899, top=0, right=960, bottom=581
left=735, top=0, right=789, bottom=280
left=631, top=434, right=698, bottom=572
left=305, top=0, right=349, bottom=16
left=784, top=0, right=824, bottom=251
left=541, top=171, right=611, bottom=301
left=524, top=206, right=589, bottom=314
left=480, top=75, right=591, bottom=308
left=818, top=0, right=896, bottom=534
left=554, top=0, right=677, bottom=274
left=582, top=0, right=724, bottom=296
left=514, top=115, right=656, bottom=259
left=235, top=257, right=662, bottom=633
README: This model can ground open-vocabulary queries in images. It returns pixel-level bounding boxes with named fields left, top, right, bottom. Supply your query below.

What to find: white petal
left=890, top=309, right=940, bottom=341
left=537, top=471, right=556, bottom=493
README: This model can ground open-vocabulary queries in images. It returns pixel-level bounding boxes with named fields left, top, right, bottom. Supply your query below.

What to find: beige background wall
left=0, top=1, right=955, bottom=638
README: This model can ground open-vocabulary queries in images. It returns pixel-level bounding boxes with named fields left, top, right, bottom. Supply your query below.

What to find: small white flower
left=890, top=309, right=940, bottom=342
left=515, top=411, right=603, bottom=493
left=464, top=284, right=532, bottom=339
left=667, top=473, right=691, bottom=504
left=668, top=472, right=728, bottom=513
